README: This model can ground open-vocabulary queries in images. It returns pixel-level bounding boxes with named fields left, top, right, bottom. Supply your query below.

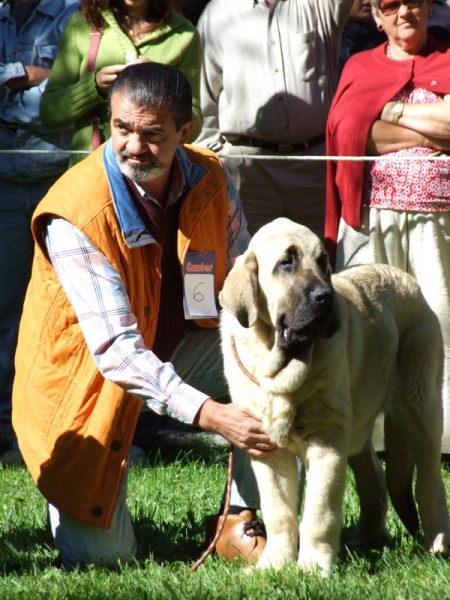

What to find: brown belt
left=231, top=133, right=325, bottom=154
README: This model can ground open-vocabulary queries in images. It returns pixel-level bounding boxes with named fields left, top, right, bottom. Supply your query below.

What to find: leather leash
left=190, top=446, right=234, bottom=572
left=190, top=335, right=256, bottom=571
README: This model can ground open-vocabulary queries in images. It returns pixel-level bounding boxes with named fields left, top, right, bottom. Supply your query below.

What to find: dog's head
left=219, top=218, right=341, bottom=362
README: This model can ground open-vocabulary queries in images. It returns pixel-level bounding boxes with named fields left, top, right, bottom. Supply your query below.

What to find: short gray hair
left=108, top=62, right=193, bottom=131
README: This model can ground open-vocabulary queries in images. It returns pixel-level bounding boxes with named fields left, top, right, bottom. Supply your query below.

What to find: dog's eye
left=280, top=257, right=294, bottom=267
left=275, top=247, right=298, bottom=274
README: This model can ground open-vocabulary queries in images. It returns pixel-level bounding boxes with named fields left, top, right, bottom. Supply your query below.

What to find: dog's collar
left=230, top=334, right=261, bottom=387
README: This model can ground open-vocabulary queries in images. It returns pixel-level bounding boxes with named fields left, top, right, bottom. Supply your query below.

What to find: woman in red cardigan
left=326, top=0, right=450, bottom=449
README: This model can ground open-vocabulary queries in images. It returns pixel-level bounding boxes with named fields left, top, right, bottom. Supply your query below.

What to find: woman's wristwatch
left=391, top=102, right=404, bottom=126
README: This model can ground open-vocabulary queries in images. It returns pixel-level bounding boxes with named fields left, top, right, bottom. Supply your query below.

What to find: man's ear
left=178, top=119, right=196, bottom=145
left=219, top=251, right=259, bottom=328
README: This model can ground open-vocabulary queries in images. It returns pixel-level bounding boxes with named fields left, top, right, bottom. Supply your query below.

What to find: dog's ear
left=320, top=291, right=341, bottom=339
left=219, top=251, right=259, bottom=328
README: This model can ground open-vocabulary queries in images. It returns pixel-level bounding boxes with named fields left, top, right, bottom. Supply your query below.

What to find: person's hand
left=24, top=66, right=51, bottom=86
left=5, top=66, right=51, bottom=91
left=95, top=64, right=127, bottom=95
left=380, top=101, right=396, bottom=123
left=421, top=134, right=450, bottom=152
left=195, top=398, right=278, bottom=457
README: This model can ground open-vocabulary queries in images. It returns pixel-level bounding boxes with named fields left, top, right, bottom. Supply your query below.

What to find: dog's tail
left=384, top=414, right=419, bottom=536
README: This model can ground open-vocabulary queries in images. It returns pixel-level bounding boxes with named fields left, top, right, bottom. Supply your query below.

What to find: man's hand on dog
left=195, top=399, right=278, bottom=456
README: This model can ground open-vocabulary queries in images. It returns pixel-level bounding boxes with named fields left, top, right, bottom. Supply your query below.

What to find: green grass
left=0, top=444, right=450, bottom=599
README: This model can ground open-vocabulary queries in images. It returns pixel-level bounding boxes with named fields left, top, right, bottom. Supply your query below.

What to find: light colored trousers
left=220, top=141, right=326, bottom=238
left=336, top=208, right=450, bottom=452
left=50, top=328, right=305, bottom=567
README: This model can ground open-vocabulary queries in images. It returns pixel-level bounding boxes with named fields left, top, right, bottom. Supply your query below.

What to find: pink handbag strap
left=88, top=30, right=102, bottom=73
left=88, top=29, right=102, bottom=150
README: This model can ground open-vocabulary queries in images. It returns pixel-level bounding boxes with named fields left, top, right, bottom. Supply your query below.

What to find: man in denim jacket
left=0, top=0, right=79, bottom=462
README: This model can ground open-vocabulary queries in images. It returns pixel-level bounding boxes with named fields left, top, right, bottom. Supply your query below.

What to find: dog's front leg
left=299, top=442, right=348, bottom=575
left=251, top=449, right=299, bottom=569
left=347, top=440, right=391, bottom=549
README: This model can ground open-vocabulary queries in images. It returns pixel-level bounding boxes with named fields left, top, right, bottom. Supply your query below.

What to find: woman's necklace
left=387, top=42, right=394, bottom=60
left=387, top=39, right=427, bottom=61
left=126, top=15, right=153, bottom=42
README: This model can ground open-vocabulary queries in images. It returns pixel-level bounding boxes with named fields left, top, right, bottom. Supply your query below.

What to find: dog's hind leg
left=391, top=403, right=450, bottom=554
left=389, top=408, right=450, bottom=553
left=347, top=440, right=392, bottom=550
left=384, top=413, right=419, bottom=536
left=416, top=457, right=450, bottom=555
left=394, top=323, right=450, bottom=554
left=250, top=449, right=299, bottom=569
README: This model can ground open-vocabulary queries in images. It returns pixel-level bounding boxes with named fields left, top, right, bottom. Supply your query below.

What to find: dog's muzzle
left=279, top=282, right=334, bottom=354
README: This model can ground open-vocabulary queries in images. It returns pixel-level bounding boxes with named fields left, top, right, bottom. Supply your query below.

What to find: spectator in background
left=0, top=0, right=79, bottom=464
left=339, top=0, right=387, bottom=76
left=339, top=0, right=450, bottom=80
left=428, top=0, right=450, bottom=40
left=194, top=0, right=353, bottom=238
left=326, top=0, right=450, bottom=451
left=39, top=0, right=203, bottom=168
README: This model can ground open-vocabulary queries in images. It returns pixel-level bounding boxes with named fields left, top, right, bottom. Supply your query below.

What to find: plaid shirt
left=45, top=160, right=250, bottom=424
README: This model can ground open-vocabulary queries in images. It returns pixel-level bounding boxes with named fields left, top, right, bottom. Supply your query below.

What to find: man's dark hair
left=108, top=62, right=193, bottom=130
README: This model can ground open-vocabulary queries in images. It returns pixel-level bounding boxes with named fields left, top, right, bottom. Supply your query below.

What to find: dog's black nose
left=310, top=285, right=333, bottom=306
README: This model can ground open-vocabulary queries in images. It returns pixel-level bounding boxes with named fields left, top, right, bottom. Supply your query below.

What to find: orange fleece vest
left=13, top=144, right=229, bottom=528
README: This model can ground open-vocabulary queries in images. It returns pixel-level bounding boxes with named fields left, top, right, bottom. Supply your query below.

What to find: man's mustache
left=119, top=150, right=164, bottom=168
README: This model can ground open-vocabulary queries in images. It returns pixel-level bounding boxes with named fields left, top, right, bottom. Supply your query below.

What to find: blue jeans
left=0, top=177, right=59, bottom=431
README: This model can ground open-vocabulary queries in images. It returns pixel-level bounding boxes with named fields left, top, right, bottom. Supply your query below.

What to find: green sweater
left=40, top=10, right=203, bottom=167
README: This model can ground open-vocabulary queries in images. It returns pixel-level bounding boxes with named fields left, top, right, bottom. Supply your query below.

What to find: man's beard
left=117, top=150, right=167, bottom=182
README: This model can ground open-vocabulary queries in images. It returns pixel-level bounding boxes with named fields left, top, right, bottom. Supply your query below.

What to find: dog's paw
left=346, top=526, right=392, bottom=552
left=256, top=555, right=288, bottom=570
left=298, top=545, right=334, bottom=576
left=297, top=555, right=332, bottom=577
left=429, top=532, right=450, bottom=556
left=256, top=541, right=298, bottom=570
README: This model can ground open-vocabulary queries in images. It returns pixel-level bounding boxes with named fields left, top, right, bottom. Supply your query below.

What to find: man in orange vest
left=12, top=63, right=277, bottom=568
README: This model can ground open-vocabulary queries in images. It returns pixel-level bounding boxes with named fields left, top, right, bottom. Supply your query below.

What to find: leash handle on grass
left=190, top=446, right=234, bottom=572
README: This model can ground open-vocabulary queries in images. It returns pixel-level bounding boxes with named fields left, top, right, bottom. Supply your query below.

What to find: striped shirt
left=195, top=0, right=352, bottom=152
left=45, top=161, right=250, bottom=424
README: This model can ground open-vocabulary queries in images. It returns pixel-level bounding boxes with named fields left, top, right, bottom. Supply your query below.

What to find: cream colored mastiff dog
left=219, top=218, right=450, bottom=574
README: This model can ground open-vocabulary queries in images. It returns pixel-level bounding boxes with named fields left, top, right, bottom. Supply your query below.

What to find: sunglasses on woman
left=379, top=0, right=425, bottom=16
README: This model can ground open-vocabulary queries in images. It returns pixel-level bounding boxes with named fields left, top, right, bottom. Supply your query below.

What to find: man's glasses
left=379, top=0, right=425, bottom=16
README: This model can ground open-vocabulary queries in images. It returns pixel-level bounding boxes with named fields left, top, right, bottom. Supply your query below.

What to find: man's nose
left=126, top=134, right=146, bottom=155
